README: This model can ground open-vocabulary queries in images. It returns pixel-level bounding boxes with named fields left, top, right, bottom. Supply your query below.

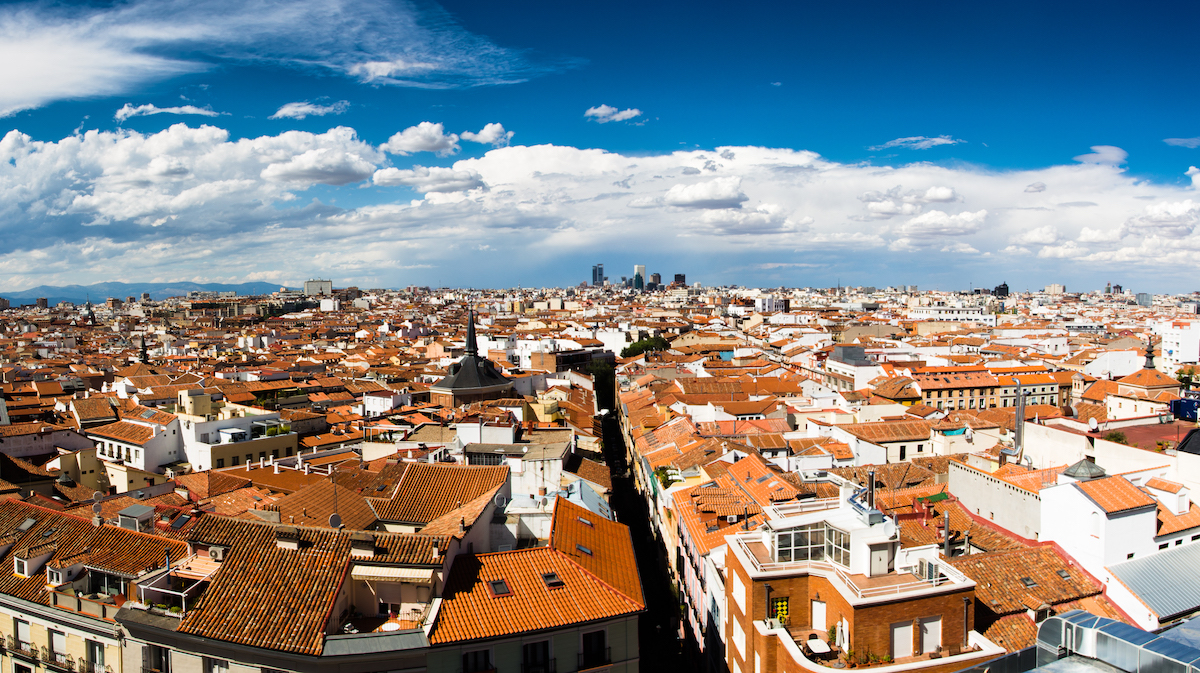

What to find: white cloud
left=373, top=166, right=484, bottom=193
left=663, top=177, right=748, bottom=209
left=381, top=122, right=460, bottom=156
left=1120, top=200, right=1200, bottom=239
left=857, top=185, right=957, bottom=219
left=941, top=242, right=979, bottom=254
left=461, top=123, right=513, bottom=147
left=584, top=104, right=642, bottom=124
left=897, top=210, right=987, bottom=238
left=869, top=136, right=964, bottom=151
left=5, top=125, right=1200, bottom=287
left=1025, top=182, right=1046, bottom=193
left=115, top=103, right=222, bottom=122
left=1073, top=145, right=1127, bottom=165
left=269, top=100, right=350, bottom=120
left=0, top=0, right=560, bottom=117
left=1188, top=166, right=1200, bottom=189
left=1012, top=225, right=1060, bottom=245
left=1165, top=138, right=1200, bottom=148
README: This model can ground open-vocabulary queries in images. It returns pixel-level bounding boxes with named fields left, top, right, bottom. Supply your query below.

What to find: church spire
left=465, top=307, right=478, bottom=357
left=1145, top=338, right=1155, bottom=370
left=140, top=334, right=148, bottom=364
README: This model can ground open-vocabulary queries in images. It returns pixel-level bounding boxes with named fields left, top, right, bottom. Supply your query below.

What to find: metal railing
left=732, top=533, right=971, bottom=599
left=521, top=658, right=555, bottom=673
left=578, top=647, right=611, bottom=671
left=764, top=498, right=840, bottom=519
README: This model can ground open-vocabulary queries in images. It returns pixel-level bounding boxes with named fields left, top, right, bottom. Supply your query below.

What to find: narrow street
left=600, top=412, right=688, bottom=671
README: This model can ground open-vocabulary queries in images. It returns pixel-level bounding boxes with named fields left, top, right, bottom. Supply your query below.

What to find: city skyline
left=3, top=1, right=1200, bottom=291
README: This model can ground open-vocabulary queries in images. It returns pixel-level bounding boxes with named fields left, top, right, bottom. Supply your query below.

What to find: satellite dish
left=329, top=513, right=343, bottom=529
left=91, top=503, right=102, bottom=515
left=92, top=492, right=103, bottom=503
left=1088, top=417, right=1099, bottom=431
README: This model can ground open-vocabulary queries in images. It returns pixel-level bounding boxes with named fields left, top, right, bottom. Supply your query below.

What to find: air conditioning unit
left=209, top=545, right=227, bottom=562
left=918, top=558, right=938, bottom=581
left=726, top=515, right=738, bottom=524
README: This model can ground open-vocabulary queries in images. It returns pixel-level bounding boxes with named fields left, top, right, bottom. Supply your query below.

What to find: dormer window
left=47, top=568, right=62, bottom=585
left=14, top=558, right=26, bottom=577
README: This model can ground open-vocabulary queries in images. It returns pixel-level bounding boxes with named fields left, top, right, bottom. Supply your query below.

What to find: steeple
left=139, top=335, right=148, bottom=364
left=465, top=307, right=478, bottom=357
left=1145, top=338, right=1156, bottom=370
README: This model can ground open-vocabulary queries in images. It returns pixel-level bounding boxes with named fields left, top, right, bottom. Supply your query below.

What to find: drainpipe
left=943, top=510, right=951, bottom=557
left=962, top=597, right=971, bottom=648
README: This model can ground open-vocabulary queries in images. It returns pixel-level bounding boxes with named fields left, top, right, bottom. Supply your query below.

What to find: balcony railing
left=764, top=498, right=841, bottom=519
left=521, top=659, right=555, bottom=673
left=578, top=647, right=611, bottom=671
left=731, top=533, right=971, bottom=600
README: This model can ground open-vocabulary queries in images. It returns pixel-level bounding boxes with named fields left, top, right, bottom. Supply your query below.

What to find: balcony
left=521, top=659, right=555, bottom=673
left=764, top=498, right=841, bottom=520
left=731, top=534, right=972, bottom=601
left=578, top=647, right=611, bottom=671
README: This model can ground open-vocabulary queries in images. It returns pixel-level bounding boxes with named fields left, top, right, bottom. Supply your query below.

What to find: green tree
left=620, top=335, right=671, bottom=358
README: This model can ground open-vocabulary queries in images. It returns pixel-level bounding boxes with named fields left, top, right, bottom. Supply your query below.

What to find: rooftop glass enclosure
left=1037, top=611, right=1200, bottom=673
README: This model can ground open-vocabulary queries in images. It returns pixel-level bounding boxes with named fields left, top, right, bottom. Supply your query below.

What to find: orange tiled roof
left=430, top=497, right=643, bottom=644
left=1076, top=476, right=1157, bottom=514
left=371, top=463, right=508, bottom=525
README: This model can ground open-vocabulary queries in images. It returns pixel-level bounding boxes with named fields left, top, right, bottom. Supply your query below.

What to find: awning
left=350, top=566, right=435, bottom=584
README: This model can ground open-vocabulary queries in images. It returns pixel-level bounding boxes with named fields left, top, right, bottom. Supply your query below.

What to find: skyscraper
left=633, top=265, right=645, bottom=290
left=674, top=273, right=686, bottom=286
left=591, top=264, right=604, bottom=286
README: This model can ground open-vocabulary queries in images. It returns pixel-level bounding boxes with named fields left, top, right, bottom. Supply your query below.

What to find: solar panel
left=17, top=517, right=36, bottom=532
left=141, top=409, right=156, bottom=419
left=170, top=514, right=191, bottom=530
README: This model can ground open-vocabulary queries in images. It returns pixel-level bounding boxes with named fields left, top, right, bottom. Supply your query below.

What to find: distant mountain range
left=0, top=282, right=293, bottom=307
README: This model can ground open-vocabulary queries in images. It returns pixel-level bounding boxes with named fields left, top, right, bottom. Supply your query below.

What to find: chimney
left=867, top=470, right=876, bottom=510
left=431, top=541, right=440, bottom=561
left=458, top=518, right=465, bottom=535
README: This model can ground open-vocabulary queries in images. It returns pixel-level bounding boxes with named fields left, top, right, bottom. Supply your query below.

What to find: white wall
left=949, top=461, right=1043, bottom=540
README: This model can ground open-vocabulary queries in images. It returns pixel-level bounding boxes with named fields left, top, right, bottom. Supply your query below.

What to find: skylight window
left=17, top=518, right=36, bottom=532
left=1056, top=570, right=1071, bottom=580
left=576, top=544, right=593, bottom=556
left=1020, top=577, right=1038, bottom=588
left=541, top=572, right=564, bottom=588
left=577, top=516, right=593, bottom=527
left=489, top=579, right=512, bottom=596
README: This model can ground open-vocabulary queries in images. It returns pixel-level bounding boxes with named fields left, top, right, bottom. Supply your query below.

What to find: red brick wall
left=726, top=548, right=977, bottom=673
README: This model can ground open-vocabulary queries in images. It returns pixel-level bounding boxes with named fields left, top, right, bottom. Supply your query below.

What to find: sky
left=2, top=0, right=1200, bottom=293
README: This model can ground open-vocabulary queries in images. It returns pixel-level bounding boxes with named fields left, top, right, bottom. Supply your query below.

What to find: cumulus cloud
left=1120, top=200, right=1200, bottom=239
left=381, top=122, right=460, bottom=156
left=115, top=103, right=222, bottom=122
left=663, top=177, right=748, bottom=209
left=857, top=185, right=958, bottom=219
left=1165, top=138, right=1200, bottom=149
left=373, top=166, right=484, bottom=193
left=461, top=123, right=513, bottom=147
left=0, top=0, right=566, bottom=117
left=269, top=100, right=350, bottom=120
left=1025, top=182, right=1046, bottom=193
left=4, top=125, right=1200, bottom=288
left=584, top=104, right=642, bottom=124
left=1012, top=225, right=1060, bottom=245
left=1073, top=145, right=1127, bottom=165
left=897, top=210, right=988, bottom=239
left=869, top=136, right=964, bottom=151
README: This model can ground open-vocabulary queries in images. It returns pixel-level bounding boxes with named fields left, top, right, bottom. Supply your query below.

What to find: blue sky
left=2, top=0, right=1200, bottom=293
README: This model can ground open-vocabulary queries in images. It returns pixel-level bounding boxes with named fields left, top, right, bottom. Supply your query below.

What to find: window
left=916, top=444, right=924, bottom=453
left=1127, top=553, right=1135, bottom=559
left=245, top=454, right=252, bottom=464
left=286, top=447, right=294, bottom=457
left=14, top=558, right=26, bottom=576
left=86, top=640, right=105, bottom=670
left=580, top=630, right=608, bottom=669
left=232, top=455, right=240, bottom=466
left=49, top=631, right=67, bottom=664
left=826, top=525, right=850, bottom=567
left=148, top=646, right=171, bottom=673
left=899, top=445, right=907, bottom=461
left=216, top=459, right=224, bottom=469
left=523, top=641, right=551, bottom=673
left=489, top=579, right=512, bottom=596
left=541, top=572, right=564, bottom=588
left=203, top=658, right=227, bottom=673
left=90, top=571, right=124, bottom=596
left=13, top=618, right=30, bottom=650
left=1177, top=539, right=1183, bottom=546
left=48, top=569, right=62, bottom=584
left=1159, top=543, right=1169, bottom=550
left=462, top=650, right=492, bottom=673
left=775, top=523, right=824, bottom=563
